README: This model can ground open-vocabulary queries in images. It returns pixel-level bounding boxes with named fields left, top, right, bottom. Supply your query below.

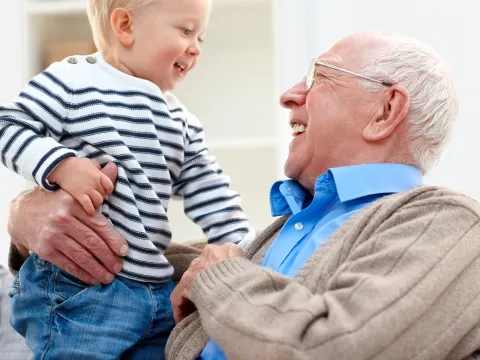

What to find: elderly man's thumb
left=101, top=162, right=118, bottom=183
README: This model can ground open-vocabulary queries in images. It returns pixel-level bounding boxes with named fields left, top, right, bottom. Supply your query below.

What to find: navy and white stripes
left=0, top=53, right=252, bottom=282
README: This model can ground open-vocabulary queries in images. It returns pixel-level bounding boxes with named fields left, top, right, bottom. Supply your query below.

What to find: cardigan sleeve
left=189, top=198, right=480, bottom=360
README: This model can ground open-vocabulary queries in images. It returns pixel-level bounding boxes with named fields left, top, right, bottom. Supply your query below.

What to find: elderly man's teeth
left=292, top=123, right=306, bottom=136
left=292, top=124, right=299, bottom=135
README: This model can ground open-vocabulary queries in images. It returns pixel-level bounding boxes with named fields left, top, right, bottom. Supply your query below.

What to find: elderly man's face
left=279, top=35, right=400, bottom=191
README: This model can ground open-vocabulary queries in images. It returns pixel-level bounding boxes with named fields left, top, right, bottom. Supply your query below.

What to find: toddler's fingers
left=89, top=190, right=104, bottom=209
left=78, top=194, right=96, bottom=216
left=100, top=173, right=114, bottom=196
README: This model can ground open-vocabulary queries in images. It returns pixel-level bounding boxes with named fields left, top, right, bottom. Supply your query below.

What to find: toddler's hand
left=48, top=157, right=114, bottom=215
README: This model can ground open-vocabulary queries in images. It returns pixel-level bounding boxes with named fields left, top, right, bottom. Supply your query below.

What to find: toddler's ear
left=111, top=8, right=135, bottom=47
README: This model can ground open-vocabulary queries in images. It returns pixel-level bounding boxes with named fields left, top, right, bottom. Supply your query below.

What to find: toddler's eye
left=183, top=29, right=192, bottom=36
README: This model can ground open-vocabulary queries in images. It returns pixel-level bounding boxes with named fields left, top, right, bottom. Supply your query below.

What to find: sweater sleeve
left=190, top=199, right=480, bottom=360
left=172, top=109, right=254, bottom=245
left=0, top=61, right=77, bottom=190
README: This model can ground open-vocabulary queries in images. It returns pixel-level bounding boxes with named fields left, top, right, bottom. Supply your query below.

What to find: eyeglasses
left=304, top=58, right=394, bottom=91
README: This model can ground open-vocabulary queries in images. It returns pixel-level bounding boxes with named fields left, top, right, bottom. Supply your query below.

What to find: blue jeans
left=9, top=253, right=175, bottom=360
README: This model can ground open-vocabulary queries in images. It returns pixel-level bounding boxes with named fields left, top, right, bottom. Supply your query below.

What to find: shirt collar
left=328, top=163, right=423, bottom=202
left=270, top=180, right=306, bottom=216
left=270, top=163, right=423, bottom=216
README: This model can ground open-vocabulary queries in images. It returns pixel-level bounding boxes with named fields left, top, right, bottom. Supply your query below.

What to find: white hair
left=86, top=0, right=156, bottom=51
left=359, top=32, right=459, bottom=173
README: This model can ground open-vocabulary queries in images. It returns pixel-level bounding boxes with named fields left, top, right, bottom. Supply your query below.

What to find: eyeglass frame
left=304, top=59, right=394, bottom=91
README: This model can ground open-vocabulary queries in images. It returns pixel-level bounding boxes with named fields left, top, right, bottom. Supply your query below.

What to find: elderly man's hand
left=170, top=243, right=245, bottom=323
left=8, top=163, right=128, bottom=286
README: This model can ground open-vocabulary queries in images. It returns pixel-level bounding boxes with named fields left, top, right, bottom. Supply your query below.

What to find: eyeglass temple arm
left=316, top=61, right=393, bottom=87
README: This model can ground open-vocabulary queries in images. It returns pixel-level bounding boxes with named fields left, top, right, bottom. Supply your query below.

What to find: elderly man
left=6, top=30, right=480, bottom=360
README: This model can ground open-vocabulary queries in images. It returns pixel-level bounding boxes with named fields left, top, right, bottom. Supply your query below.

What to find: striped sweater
left=0, top=53, right=252, bottom=282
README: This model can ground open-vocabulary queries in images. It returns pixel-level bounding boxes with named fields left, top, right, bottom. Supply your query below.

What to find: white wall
left=273, top=1, right=312, bottom=178
left=0, top=1, right=29, bottom=266
left=275, top=0, right=480, bottom=198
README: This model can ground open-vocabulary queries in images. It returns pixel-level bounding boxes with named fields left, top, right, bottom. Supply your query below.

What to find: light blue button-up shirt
left=200, top=163, right=423, bottom=360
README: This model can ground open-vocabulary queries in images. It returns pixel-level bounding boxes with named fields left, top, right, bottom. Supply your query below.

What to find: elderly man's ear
left=363, top=86, right=410, bottom=142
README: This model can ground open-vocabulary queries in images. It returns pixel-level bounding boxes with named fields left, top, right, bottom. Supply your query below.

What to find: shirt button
left=294, top=222, right=303, bottom=230
left=86, top=56, right=97, bottom=64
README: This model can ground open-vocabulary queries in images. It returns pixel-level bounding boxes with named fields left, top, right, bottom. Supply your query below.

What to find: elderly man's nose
left=280, top=82, right=307, bottom=109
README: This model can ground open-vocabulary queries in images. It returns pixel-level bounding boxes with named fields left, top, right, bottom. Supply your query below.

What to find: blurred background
left=0, top=0, right=477, bottom=267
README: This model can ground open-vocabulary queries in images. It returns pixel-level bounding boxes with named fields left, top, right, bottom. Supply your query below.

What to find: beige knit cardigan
left=165, top=186, right=480, bottom=360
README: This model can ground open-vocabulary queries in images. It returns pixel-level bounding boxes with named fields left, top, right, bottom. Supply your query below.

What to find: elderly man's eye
left=312, top=72, right=327, bottom=86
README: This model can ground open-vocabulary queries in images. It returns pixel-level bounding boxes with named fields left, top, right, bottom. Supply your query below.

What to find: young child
left=1, top=0, right=254, bottom=358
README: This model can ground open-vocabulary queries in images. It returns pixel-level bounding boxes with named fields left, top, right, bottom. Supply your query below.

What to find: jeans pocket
left=9, top=253, right=36, bottom=299
left=53, top=270, right=91, bottom=302
left=8, top=274, right=20, bottom=298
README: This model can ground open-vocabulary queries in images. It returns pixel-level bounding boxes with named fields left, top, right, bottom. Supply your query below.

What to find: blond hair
left=86, top=0, right=155, bottom=51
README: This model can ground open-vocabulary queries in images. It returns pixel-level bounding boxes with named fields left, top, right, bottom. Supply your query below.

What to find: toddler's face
left=129, top=0, right=210, bottom=92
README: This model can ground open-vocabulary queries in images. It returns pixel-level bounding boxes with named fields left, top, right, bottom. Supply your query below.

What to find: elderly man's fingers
left=171, top=292, right=182, bottom=323
left=171, top=282, right=188, bottom=323
left=225, top=243, right=246, bottom=258
left=48, top=204, right=123, bottom=276
left=200, top=244, right=225, bottom=263
left=47, top=251, right=98, bottom=286
left=64, top=217, right=123, bottom=276
left=200, top=244, right=216, bottom=256
left=200, top=243, right=245, bottom=263
left=171, top=287, right=197, bottom=323
left=33, top=231, right=101, bottom=286
left=190, top=257, right=201, bottom=268
left=87, top=211, right=129, bottom=258
left=65, top=201, right=128, bottom=258
left=101, top=162, right=118, bottom=183
left=57, top=235, right=115, bottom=284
